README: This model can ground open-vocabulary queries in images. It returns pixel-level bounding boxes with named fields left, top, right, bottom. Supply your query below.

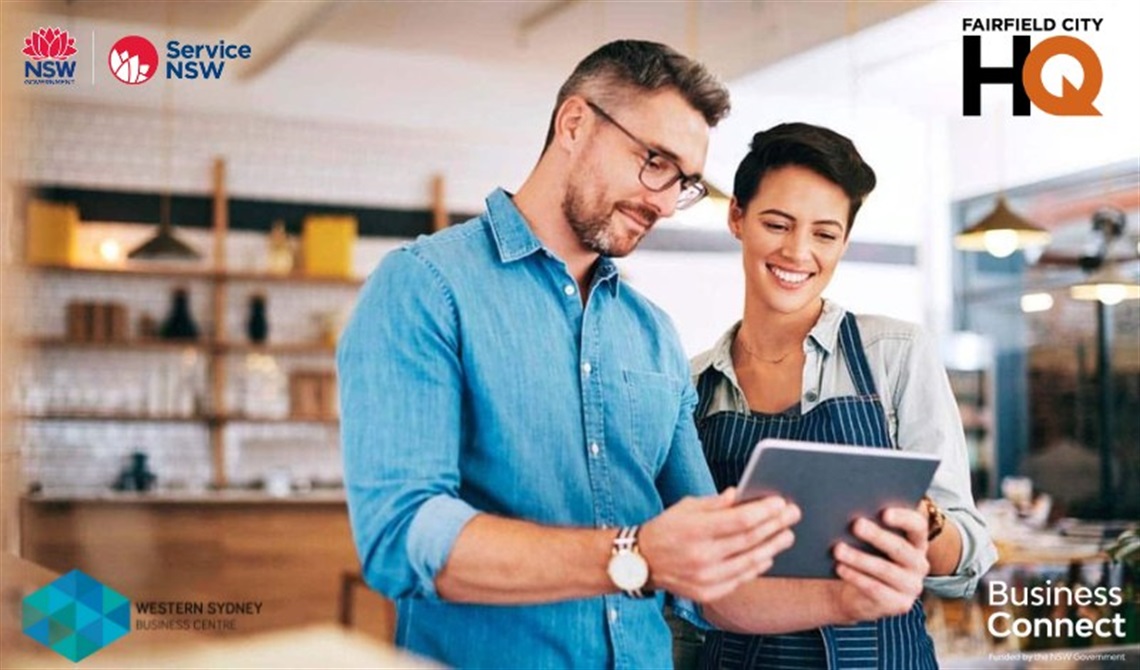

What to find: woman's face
left=730, top=165, right=851, bottom=319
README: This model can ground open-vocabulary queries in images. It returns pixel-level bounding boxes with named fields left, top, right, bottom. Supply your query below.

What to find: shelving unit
left=19, top=158, right=359, bottom=488
left=947, top=368, right=997, bottom=498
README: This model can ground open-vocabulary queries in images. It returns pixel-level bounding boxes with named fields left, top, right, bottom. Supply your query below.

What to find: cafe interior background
left=1, top=0, right=1138, bottom=666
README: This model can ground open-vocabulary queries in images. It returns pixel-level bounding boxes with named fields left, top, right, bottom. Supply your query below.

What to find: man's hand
left=639, top=488, right=800, bottom=603
left=832, top=506, right=930, bottom=623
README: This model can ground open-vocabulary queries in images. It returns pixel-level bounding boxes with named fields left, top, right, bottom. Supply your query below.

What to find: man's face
left=562, top=89, right=710, bottom=258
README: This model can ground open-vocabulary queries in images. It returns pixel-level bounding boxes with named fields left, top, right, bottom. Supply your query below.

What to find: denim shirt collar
left=485, top=188, right=620, bottom=296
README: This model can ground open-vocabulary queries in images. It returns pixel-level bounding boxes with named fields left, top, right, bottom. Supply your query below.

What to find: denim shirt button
left=563, top=284, right=576, bottom=296
left=804, top=390, right=819, bottom=403
left=589, top=442, right=600, bottom=456
left=581, top=362, right=592, bottom=375
left=609, top=609, right=619, bottom=623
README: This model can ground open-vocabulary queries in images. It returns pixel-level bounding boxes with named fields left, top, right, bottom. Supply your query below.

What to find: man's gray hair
left=542, top=40, right=731, bottom=149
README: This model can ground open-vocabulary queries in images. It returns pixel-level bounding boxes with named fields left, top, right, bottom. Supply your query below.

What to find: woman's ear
left=728, top=197, right=744, bottom=239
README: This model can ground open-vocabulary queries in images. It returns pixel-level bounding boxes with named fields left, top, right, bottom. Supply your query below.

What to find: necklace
left=735, top=334, right=799, bottom=365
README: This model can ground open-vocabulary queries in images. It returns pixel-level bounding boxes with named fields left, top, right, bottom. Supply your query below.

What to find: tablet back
left=737, top=439, right=940, bottom=579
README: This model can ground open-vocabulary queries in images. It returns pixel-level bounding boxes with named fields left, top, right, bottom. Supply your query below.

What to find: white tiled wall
left=10, top=100, right=535, bottom=212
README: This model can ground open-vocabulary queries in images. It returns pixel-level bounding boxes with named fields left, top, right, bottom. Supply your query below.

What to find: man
left=338, top=40, right=800, bottom=668
left=338, top=41, right=931, bottom=669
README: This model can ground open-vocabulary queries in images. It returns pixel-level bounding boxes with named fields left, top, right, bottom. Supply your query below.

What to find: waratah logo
left=109, top=35, right=158, bottom=85
left=23, top=27, right=77, bottom=61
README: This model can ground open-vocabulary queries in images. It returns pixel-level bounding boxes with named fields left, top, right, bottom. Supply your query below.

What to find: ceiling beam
left=232, top=0, right=344, bottom=81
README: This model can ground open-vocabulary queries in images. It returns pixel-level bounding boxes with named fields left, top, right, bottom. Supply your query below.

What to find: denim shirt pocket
left=622, top=369, right=681, bottom=476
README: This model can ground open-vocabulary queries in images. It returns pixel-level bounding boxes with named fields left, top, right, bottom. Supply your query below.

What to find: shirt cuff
left=669, top=595, right=714, bottom=631
left=406, top=494, right=480, bottom=599
left=923, top=514, right=997, bottom=599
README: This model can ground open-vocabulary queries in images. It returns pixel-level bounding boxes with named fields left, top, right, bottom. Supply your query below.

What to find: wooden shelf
left=24, top=337, right=208, bottom=352
left=215, top=341, right=336, bottom=355
left=25, top=261, right=216, bottom=281
left=18, top=412, right=339, bottom=425
left=222, top=270, right=364, bottom=287
left=19, top=412, right=205, bottom=423
left=24, top=338, right=335, bottom=355
left=222, top=414, right=340, bottom=425
left=25, top=262, right=364, bottom=286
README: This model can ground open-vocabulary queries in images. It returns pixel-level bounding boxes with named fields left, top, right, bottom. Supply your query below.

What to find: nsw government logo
left=109, top=35, right=158, bottom=85
left=22, top=569, right=131, bottom=662
left=23, top=27, right=78, bottom=85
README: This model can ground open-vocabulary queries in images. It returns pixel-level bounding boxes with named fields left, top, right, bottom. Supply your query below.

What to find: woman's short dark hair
left=542, top=40, right=731, bottom=149
left=733, top=123, right=876, bottom=234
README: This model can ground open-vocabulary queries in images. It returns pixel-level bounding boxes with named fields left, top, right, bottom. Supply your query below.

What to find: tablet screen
left=736, top=439, right=940, bottom=579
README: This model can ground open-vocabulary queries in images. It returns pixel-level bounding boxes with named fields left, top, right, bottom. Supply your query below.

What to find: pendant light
left=127, top=193, right=201, bottom=260
left=955, top=102, right=1051, bottom=258
left=127, top=6, right=199, bottom=263
left=1070, top=207, right=1138, bottom=305
left=954, top=196, right=1052, bottom=258
left=1070, top=264, right=1140, bottom=305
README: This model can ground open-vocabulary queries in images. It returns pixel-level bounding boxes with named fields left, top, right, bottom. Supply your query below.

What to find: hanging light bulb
left=1020, top=292, right=1054, bottom=313
left=955, top=196, right=1051, bottom=258
left=1070, top=264, right=1140, bottom=305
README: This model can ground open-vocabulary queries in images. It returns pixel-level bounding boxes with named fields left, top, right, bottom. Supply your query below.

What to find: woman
left=690, top=123, right=996, bottom=669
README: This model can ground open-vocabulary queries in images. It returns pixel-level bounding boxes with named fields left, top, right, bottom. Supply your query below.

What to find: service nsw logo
left=962, top=17, right=1104, bottom=116
left=107, top=34, right=253, bottom=84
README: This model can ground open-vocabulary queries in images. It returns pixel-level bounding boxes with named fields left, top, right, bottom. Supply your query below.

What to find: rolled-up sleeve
left=337, top=248, right=478, bottom=600
left=893, top=330, right=997, bottom=598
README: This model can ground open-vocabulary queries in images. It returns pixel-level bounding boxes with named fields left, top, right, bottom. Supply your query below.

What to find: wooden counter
left=3, top=553, right=428, bottom=668
left=18, top=496, right=393, bottom=641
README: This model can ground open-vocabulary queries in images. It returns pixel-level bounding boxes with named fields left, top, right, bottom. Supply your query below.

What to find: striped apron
left=695, top=313, right=938, bottom=670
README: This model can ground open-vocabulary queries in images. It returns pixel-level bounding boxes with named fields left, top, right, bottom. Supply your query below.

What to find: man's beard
left=561, top=183, right=658, bottom=258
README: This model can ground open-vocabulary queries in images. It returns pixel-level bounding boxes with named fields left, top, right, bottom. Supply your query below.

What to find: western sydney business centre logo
left=22, top=570, right=131, bottom=662
left=108, top=35, right=252, bottom=84
left=23, top=26, right=78, bottom=85
left=962, top=16, right=1104, bottom=116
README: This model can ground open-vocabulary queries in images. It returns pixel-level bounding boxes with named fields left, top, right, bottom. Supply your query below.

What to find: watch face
left=608, top=551, right=649, bottom=591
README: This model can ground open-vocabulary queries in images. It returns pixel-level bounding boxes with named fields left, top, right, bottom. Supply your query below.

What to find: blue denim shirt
left=338, top=188, right=716, bottom=669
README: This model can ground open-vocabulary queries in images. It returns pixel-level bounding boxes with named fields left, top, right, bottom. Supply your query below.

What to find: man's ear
left=728, top=196, right=744, bottom=239
left=553, top=96, right=590, bottom=151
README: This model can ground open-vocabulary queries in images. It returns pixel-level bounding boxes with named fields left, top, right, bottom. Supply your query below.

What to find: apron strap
left=693, top=368, right=720, bottom=421
left=838, top=312, right=879, bottom=398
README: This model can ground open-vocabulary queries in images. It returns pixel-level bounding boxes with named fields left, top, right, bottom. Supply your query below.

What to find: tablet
left=736, top=438, right=940, bottom=579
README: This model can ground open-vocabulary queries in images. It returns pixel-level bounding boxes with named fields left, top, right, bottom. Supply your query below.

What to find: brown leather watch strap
left=921, top=495, right=946, bottom=541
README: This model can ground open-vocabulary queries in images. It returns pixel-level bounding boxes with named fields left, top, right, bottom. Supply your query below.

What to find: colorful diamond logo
left=22, top=570, right=130, bottom=662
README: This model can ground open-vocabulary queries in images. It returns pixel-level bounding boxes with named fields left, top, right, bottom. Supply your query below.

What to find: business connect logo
left=22, top=570, right=131, bottom=662
left=109, top=35, right=158, bottom=85
left=23, top=27, right=78, bottom=86
left=962, top=17, right=1104, bottom=116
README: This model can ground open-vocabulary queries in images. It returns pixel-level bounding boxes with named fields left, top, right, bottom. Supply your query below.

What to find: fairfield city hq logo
left=962, top=16, right=1104, bottom=116
left=109, top=35, right=159, bottom=85
left=23, top=26, right=78, bottom=85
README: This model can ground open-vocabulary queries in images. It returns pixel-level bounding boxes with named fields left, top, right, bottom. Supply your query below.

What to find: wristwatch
left=607, top=525, right=650, bottom=598
left=920, top=496, right=947, bottom=541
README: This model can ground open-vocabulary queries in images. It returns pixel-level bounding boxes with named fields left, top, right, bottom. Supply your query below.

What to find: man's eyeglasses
left=585, top=101, right=708, bottom=210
